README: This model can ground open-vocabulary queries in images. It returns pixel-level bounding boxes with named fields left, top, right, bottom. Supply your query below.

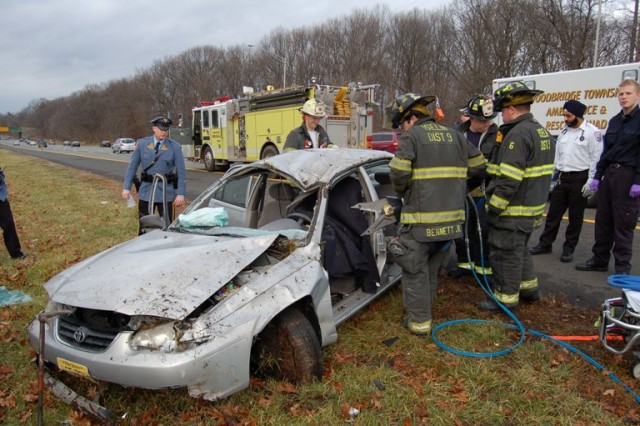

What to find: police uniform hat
left=493, top=81, right=543, bottom=111
left=151, top=116, right=173, bottom=131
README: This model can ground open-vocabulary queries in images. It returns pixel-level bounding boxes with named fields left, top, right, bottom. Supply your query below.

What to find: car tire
left=252, top=307, right=323, bottom=384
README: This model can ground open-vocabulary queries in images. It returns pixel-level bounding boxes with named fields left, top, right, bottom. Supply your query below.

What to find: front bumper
left=28, top=317, right=254, bottom=401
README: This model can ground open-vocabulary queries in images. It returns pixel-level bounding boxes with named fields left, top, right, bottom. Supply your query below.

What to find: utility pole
left=630, top=0, right=639, bottom=62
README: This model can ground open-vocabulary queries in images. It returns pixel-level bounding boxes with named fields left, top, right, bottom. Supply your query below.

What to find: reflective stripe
left=494, top=290, right=519, bottom=304
left=390, top=157, right=412, bottom=171
left=502, top=203, right=546, bottom=217
left=401, top=209, right=465, bottom=224
left=412, top=167, right=467, bottom=180
left=501, top=163, right=524, bottom=181
left=524, top=164, right=555, bottom=178
left=457, top=262, right=472, bottom=270
left=520, top=278, right=538, bottom=291
left=468, top=154, right=487, bottom=168
left=487, top=163, right=500, bottom=176
left=474, top=265, right=492, bottom=275
left=489, top=194, right=510, bottom=210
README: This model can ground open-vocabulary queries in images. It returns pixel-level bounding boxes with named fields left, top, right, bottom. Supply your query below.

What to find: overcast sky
left=0, top=0, right=450, bottom=114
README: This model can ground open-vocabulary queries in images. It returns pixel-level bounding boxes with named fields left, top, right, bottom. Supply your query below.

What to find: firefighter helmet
left=493, top=81, right=543, bottom=111
left=385, top=93, right=436, bottom=129
left=462, top=95, right=497, bottom=121
left=300, top=99, right=327, bottom=117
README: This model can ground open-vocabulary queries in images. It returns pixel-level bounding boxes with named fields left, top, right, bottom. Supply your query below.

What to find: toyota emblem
left=73, top=327, right=87, bottom=343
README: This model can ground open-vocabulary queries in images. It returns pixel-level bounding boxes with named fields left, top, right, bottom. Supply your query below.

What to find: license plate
left=57, top=358, right=90, bottom=378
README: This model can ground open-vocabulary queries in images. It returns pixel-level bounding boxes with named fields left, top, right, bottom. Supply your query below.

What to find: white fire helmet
left=300, top=99, right=327, bottom=118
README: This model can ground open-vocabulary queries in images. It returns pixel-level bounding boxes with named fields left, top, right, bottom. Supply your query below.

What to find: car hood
left=45, top=230, right=278, bottom=320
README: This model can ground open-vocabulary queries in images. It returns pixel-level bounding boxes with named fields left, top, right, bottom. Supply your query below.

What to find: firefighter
left=283, top=99, right=334, bottom=151
left=450, top=95, right=499, bottom=279
left=388, top=93, right=486, bottom=335
left=122, top=117, right=187, bottom=234
left=479, top=81, right=555, bottom=311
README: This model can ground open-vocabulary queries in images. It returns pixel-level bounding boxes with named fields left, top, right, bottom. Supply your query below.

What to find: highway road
left=2, top=139, right=638, bottom=309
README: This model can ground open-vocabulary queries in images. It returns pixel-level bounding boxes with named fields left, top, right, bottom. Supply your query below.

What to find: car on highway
left=71, top=141, right=81, bottom=147
left=29, top=149, right=400, bottom=413
left=63, top=141, right=71, bottom=146
left=366, top=131, right=400, bottom=154
left=100, top=140, right=111, bottom=148
left=112, top=137, right=135, bottom=154
left=37, top=140, right=48, bottom=148
left=12, top=140, right=20, bottom=146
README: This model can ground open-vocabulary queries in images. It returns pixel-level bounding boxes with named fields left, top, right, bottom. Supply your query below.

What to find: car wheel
left=252, top=307, right=322, bottom=383
left=260, top=144, right=279, bottom=159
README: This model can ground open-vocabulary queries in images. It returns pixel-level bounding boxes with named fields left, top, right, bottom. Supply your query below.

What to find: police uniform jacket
left=283, top=124, right=332, bottom=151
left=389, top=117, right=487, bottom=242
left=594, top=105, right=640, bottom=185
left=123, top=136, right=187, bottom=203
left=486, top=113, right=555, bottom=232
left=0, top=168, right=7, bottom=202
left=555, top=121, right=602, bottom=183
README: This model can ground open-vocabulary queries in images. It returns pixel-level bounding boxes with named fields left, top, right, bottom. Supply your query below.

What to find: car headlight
left=130, top=322, right=177, bottom=352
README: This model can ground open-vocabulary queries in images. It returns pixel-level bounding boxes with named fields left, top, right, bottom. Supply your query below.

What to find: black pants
left=137, top=200, right=175, bottom=235
left=592, top=166, right=640, bottom=273
left=0, top=199, right=22, bottom=257
left=537, top=170, right=588, bottom=253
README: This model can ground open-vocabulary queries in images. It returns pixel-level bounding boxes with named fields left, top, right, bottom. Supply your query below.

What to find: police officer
left=283, top=99, right=334, bottom=151
left=0, top=167, right=25, bottom=259
left=388, top=93, right=486, bottom=335
left=450, top=95, right=499, bottom=278
left=530, top=100, right=603, bottom=262
left=576, top=79, right=640, bottom=274
left=122, top=117, right=187, bottom=233
left=479, top=81, right=555, bottom=311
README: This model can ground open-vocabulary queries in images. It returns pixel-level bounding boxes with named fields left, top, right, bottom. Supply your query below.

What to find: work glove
left=630, top=184, right=640, bottom=198
left=589, top=179, right=600, bottom=192
left=581, top=183, right=594, bottom=198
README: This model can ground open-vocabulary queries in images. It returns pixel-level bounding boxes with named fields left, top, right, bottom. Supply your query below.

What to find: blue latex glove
left=630, top=184, right=640, bottom=198
left=589, top=179, right=600, bottom=192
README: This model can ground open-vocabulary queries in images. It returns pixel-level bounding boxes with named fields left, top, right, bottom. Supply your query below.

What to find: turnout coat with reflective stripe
left=389, top=117, right=486, bottom=242
left=486, top=113, right=555, bottom=231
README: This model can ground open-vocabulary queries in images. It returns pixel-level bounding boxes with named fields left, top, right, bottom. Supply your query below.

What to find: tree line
left=2, top=0, right=638, bottom=143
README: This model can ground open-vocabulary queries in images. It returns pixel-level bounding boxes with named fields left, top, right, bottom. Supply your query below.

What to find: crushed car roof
left=252, top=149, right=393, bottom=190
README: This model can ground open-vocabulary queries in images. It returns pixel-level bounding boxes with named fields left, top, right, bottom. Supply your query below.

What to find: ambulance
left=492, top=62, right=640, bottom=136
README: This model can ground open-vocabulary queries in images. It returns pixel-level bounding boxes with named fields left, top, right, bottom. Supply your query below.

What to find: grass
left=1, top=149, right=639, bottom=425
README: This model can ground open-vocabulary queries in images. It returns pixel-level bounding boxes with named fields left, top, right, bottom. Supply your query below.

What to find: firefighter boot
left=478, top=299, right=518, bottom=312
left=403, top=316, right=432, bottom=336
left=520, top=289, right=541, bottom=303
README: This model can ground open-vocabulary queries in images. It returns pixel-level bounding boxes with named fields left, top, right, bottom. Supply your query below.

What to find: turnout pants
left=489, top=226, right=538, bottom=304
left=538, top=170, right=588, bottom=253
left=592, top=166, right=640, bottom=273
left=396, top=231, right=448, bottom=323
left=0, top=199, right=22, bottom=258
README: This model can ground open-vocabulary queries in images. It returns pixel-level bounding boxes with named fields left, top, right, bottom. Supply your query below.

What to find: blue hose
left=432, top=195, right=640, bottom=402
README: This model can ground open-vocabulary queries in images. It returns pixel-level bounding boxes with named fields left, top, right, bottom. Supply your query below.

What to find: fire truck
left=492, top=62, right=640, bottom=136
left=190, top=82, right=379, bottom=171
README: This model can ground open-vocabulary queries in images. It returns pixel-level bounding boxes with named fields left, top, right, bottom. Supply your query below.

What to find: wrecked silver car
left=29, top=149, right=402, bottom=407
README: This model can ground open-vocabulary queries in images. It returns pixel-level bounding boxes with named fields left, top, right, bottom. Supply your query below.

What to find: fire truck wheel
left=261, top=145, right=279, bottom=159
left=203, top=146, right=216, bottom=172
